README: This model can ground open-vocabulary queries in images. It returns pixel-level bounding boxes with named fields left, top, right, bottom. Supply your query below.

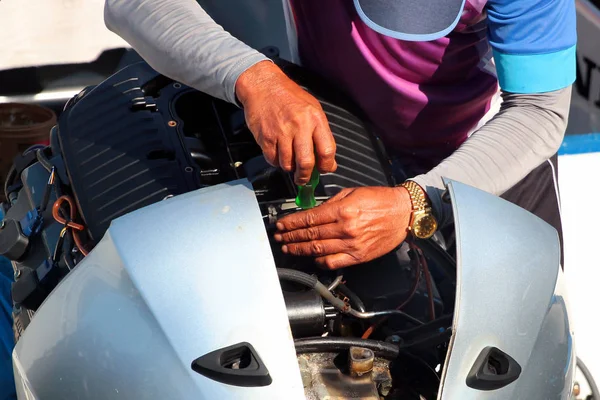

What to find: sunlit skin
left=274, top=186, right=413, bottom=270
left=237, top=62, right=420, bottom=269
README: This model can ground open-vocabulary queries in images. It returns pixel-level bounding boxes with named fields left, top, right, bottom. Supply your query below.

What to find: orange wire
left=52, top=195, right=89, bottom=256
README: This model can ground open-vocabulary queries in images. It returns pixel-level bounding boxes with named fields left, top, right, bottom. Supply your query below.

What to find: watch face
left=413, top=213, right=438, bottom=239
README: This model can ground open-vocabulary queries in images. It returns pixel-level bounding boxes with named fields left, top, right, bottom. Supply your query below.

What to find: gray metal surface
left=198, top=0, right=298, bottom=62
left=440, top=179, right=575, bottom=399
left=12, top=180, right=305, bottom=399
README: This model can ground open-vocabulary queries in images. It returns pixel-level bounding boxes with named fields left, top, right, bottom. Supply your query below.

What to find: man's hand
left=275, top=187, right=412, bottom=269
left=235, top=61, right=337, bottom=185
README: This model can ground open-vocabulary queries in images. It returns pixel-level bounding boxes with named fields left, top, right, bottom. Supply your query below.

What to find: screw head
left=168, top=120, right=177, bottom=127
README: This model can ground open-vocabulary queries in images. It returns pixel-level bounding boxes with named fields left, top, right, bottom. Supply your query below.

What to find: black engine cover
left=57, top=63, right=201, bottom=241
left=56, top=59, right=394, bottom=242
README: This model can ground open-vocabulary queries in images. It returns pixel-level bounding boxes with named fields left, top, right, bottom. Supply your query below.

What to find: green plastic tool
left=295, top=168, right=320, bottom=209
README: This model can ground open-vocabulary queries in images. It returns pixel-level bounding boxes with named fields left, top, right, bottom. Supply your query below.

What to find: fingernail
left=276, top=222, right=284, bottom=231
left=282, top=245, right=288, bottom=254
left=274, top=233, right=282, bottom=242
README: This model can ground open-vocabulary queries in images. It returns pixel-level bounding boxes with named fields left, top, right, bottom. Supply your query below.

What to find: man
left=105, top=0, right=574, bottom=268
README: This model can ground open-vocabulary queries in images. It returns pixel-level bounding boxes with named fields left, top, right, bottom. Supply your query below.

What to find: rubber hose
left=277, top=268, right=318, bottom=289
left=36, top=149, right=53, bottom=173
left=276, top=269, right=349, bottom=311
left=577, top=357, right=599, bottom=399
left=3, top=164, right=16, bottom=200
left=294, top=337, right=400, bottom=360
left=337, top=283, right=366, bottom=313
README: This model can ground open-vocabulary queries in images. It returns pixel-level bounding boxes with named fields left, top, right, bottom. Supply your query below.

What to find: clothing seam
left=491, top=44, right=576, bottom=57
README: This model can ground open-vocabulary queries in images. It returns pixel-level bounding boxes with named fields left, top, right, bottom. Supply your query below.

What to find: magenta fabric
left=289, top=0, right=499, bottom=167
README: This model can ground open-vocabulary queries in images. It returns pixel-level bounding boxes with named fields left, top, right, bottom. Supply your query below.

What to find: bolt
left=573, top=382, right=580, bottom=397
left=173, top=83, right=182, bottom=89
left=233, top=161, right=243, bottom=168
left=168, top=120, right=177, bottom=127
left=349, top=347, right=374, bottom=377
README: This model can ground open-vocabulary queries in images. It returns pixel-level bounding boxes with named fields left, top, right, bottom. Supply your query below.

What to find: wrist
left=394, top=186, right=412, bottom=232
left=398, top=180, right=438, bottom=239
left=235, top=60, right=282, bottom=106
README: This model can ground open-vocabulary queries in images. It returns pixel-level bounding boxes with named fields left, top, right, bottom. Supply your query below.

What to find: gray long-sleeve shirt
left=104, top=0, right=571, bottom=226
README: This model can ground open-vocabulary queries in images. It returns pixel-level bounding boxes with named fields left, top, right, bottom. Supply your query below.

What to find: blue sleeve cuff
left=493, top=45, right=576, bottom=94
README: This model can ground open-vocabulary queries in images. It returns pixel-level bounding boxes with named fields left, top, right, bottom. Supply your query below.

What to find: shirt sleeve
left=412, top=86, right=571, bottom=228
left=103, top=0, right=270, bottom=105
left=486, top=0, right=577, bottom=93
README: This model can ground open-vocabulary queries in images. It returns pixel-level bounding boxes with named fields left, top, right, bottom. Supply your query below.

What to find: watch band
left=400, top=180, right=429, bottom=212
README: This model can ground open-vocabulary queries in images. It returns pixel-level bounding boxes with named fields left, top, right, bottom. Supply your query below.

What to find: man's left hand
left=275, top=186, right=412, bottom=269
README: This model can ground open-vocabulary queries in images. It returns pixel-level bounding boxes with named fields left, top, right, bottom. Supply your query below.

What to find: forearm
left=412, top=86, right=572, bottom=226
left=104, top=0, right=269, bottom=104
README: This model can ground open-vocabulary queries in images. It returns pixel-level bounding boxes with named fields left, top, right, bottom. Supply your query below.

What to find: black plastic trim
left=191, top=342, right=272, bottom=387
left=466, top=346, right=522, bottom=391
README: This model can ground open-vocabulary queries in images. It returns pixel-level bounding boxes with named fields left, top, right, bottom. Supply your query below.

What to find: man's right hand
left=235, top=61, right=337, bottom=185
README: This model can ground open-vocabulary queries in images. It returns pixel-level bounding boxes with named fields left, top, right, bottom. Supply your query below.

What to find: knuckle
left=309, top=107, right=324, bottom=120
left=283, top=232, right=295, bottom=242
left=324, top=258, right=337, bottom=270
left=298, top=159, right=314, bottom=171
left=306, top=227, right=318, bottom=240
left=320, top=146, right=336, bottom=159
left=343, top=238, right=358, bottom=251
left=264, top=152, right=277, bottom=165
left=311, top=241, right=324, bottom=255
left=305, top=213, right=317, bottom=227
left=260, top=134, right=276, bottom=147
left=339, top=206, right=359, bottom=220
left=342, top=222, right=358, bottom=237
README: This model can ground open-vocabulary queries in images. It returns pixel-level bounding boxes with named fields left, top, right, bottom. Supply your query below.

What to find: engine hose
left=277, top=268, right=423, bottom=325
left=4, top=146, right=51, bottom=200
left=36, top=149, right=54, bottom=173
left=277, top=268, right=318, bottom=288
left=3, top=164, right=16, bottom=200
left=295, top=337, right=400, bottom=360
left=278, top=268, right=349, bottom=311
left=349, top=309, right=423, bottom=326
left=337, top=283, right=366, bottom=313
left=576, top=357, right=599, bottom=399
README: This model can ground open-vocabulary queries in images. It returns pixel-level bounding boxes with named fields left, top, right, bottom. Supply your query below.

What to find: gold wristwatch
left=399, top=180, right=438, bottom=239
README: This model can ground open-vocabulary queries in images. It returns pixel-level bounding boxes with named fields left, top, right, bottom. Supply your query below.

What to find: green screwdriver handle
left=295, top=168, right=320, bottom=209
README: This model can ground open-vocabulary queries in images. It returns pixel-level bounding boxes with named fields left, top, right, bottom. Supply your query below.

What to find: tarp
left=0, top=0, right=127, bottom=70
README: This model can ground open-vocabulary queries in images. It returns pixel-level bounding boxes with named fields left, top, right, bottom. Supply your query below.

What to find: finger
left=282, top=239, right=349, bottom=257
left=277, top=138, right=294, bottom=172
left=316, top=253, right=359, bottom=270
left=314, top=117, right=337, bottom=173
left=293, top=133, right=315, bottom=185
left=276, top=204, right=338, bottom=231
left=274, top=223, right=340, bottom=243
